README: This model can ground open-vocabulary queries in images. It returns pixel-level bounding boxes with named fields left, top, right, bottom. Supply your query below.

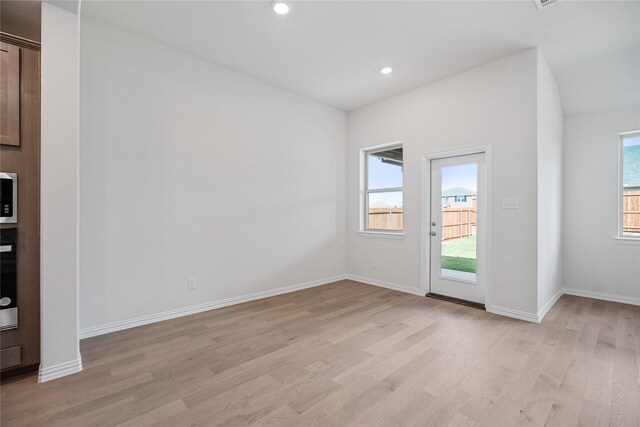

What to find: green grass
left=441, top=256, right=476, bottom=273
left=441, top=236, right=476, bottom=273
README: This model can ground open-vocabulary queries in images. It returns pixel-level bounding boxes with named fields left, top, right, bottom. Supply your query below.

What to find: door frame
left=420, top=145, right=494, bottom=311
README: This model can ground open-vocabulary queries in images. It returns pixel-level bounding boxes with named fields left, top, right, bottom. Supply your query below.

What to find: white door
left=430, top=153, right=486, bottom=304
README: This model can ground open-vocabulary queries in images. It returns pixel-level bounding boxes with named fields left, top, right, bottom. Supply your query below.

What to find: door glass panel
left=367, top=191, right=403, bottom=230
left=440, top=163, right=477, bottom=281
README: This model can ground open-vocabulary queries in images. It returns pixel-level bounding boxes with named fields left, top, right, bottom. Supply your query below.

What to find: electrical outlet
left=187, top=279, right=196, bottom=290
left=371, top=259, right=377, bottom=269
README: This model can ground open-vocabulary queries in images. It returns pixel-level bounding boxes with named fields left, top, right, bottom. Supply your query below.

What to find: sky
left=441, top=163, right=477, bottom=192
left=368, top=138, right=638, bottom=206
left=623, top=135, right=640, bottom=147
left=368, top=154, right=478, bottom=192
left=367, top=155, right=403, bottom=207
left=366, top=155, right=479, bottom=208
left=367, top=154, right=402, bottom=189
left=367, top=137, right=638, bottom=193
left=624, top=138, right=640, bottom=187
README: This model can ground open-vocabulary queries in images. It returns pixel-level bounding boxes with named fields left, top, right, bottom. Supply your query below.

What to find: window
left=362, top=144, right=403, bottom=232
left=620, top=131, right=640, bottom=239
left=455, top=196, right=467, bottom=203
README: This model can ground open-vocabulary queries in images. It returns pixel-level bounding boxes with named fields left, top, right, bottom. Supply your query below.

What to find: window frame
left=617, top=130, right=640, bottom=243
left=360, top=142, right=404, bottom=234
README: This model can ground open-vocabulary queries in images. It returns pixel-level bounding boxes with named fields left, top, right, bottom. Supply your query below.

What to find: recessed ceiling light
left=380, top=67, right=393, bottom=75
left=271, top=1, right=291, bottom=15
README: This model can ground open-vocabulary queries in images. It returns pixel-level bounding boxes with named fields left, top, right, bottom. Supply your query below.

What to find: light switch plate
left=501, top=198, right=519, bottom=209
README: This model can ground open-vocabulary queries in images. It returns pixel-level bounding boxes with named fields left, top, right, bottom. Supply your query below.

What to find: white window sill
left=614, top=236, right=640, bottom=246
left=357, top=230, right=405, bottom=239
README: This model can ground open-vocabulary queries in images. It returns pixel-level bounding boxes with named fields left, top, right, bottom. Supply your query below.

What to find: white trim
left=437, top=272, right=478, bottom=285
left=489, top=305, right=540, bottom=323
left=346, top=274, right=424, bottom=296
left=614, top=236, right=640, bottom=246
left=366, top=187, right=403, bottom=194
left=619, top=130, right=640, bottom=137
left=537, top=287, right=563, bottom=321
left=360, top=141, right=404, bottom=232
left=79, top=275, right=347, bottom=339
left=356, top=231, right=405, bottom=239
left=362, top=141, right=404, bottom=154
left=75, top=272, right=638, bottom=351
left=617, top=133, right=622, bottom=238
left=563, top=287, right=640, bottom=306
left=489, top=287, right=640, bottom=325
left=618, top=131, right=640, bottom=239
left=38, top=358, right=83, bottom=383
left=420, top=145, right=494, bottom=311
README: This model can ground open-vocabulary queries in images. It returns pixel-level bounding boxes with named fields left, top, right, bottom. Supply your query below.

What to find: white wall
left=79, top=18, right=347, bottom=333
left=536, top=51, right=564, bottom=313
left=564, top=106, right=640, bottom=302
left=347, top=49, right=540, bottom=316
left=40, top=2, right=82, bottom=381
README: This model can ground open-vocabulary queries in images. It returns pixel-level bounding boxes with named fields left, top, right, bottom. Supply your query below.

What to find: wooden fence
left=442, top=206, right=476, bottom=241
left=368, top=208, right=404, bottom=230
left=367, top=196, right=477, bottom=237
left=441, top=196, right=477, bottom=241
left=624, top=191, right=640, bottom=233
left=368, top=193, right=640, bottom=236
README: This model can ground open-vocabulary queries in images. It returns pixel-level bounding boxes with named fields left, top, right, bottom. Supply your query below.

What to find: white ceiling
left=81, top=1, right=640, bottom=115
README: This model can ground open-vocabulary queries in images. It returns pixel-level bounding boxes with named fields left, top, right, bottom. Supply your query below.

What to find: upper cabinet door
left=1, top=42, right=20, bottom=147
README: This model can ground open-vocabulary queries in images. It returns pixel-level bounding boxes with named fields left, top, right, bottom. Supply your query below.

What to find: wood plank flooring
left=2, top=280, right=639, bottom=426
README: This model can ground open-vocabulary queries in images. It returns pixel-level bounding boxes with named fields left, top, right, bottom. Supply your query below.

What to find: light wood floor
left=2, top=280, right=639, bottom=426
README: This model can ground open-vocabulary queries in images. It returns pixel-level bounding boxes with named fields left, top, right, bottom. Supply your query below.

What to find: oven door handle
left=0, top=245, right=12, bottom=253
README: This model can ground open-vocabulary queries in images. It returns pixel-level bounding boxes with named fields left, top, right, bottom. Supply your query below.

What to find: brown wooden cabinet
left=0, top=42, right=21, bottom=147
left=0, top=33, right=41, bottom=378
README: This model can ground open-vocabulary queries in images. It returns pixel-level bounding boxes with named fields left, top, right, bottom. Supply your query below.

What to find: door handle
left=430, top=231, right=436, bottom=236
left=0, top=245, right=12, bottom=253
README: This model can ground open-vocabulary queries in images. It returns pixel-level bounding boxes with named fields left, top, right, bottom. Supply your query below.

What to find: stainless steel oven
left=0, top=173, right=17, bottom=224
left=0, top=228, right=18, bottom=330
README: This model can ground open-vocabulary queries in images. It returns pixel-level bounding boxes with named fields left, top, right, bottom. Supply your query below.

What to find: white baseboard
left=563, top=287, right=640, bottom=306
left=78, top=272, right=640, bottom=341
left=38, top=358, right=83, bottom=383
left=491, top=286, right=639, bottom=324
left=346, top=274, right=553, bottom=324
left=537, top=288, right=564, bottom=321
left=79, top=274, right=347, bottom=339
left=489, top=305, right=540, bottom=323
left=345, top=274, right=424, bottom=296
